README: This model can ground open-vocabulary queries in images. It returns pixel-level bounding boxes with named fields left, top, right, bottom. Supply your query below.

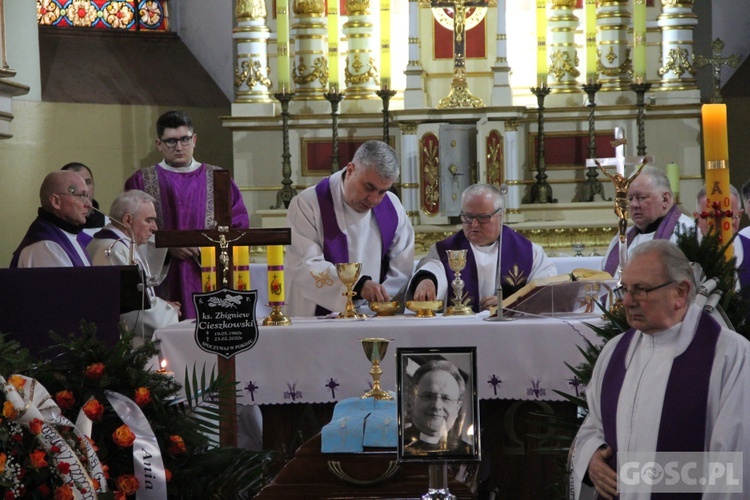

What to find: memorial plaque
left=193, top=288, right=259, bottom=359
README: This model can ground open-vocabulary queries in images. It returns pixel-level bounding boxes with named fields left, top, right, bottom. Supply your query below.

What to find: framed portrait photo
left=396, top=347, right=480, bottom=462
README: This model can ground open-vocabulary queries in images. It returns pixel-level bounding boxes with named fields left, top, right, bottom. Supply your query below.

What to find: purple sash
left=435, top=227, right=533, bottom=313
left=314, top=176, right=398, bottom=314
left=738, top=235, right=750, bottom=290
left=92, top=228, right=121, bottom=241
left=11, top=216, right=90, bottom=268
left=604, top=204, right=683, bottom=276
left=600, top=311, right=720, bottom=474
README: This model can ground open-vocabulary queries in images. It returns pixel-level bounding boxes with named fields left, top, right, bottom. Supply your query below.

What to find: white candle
left=614, top=127, right=625, bottom=176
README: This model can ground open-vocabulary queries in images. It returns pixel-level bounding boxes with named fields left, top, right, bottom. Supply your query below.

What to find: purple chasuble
left=314, top=176, right=398, bottom=315
left=738, top=235, right=750, bottom=290
left=435, top=227, right=533, bottom=313
left=604, top=204, right=683, bottom=276
left=600, top=311, right=721, bottom=496
left=11, top=216, right=90, bottom=268
left=125, top=163, right=249, bottom=319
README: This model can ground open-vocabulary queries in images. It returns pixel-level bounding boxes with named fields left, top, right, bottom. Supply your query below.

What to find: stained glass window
left=37, top=1, right=169, bottom=31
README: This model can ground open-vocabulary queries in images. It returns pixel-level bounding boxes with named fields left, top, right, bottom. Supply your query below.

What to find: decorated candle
left=200, top=247, right=216, bottom=292
left=233, top=246, right=251, bottom=291
left=277, top=0, right=291, bottom=91
left=380, top=0, right=391, bottom=89
left=536, top=0, right=547, bottom=86
left=633, top=0, right=646, bottom=81
left=267, top=246, right=285, bottom=305
left=665, top=162, right=680, bottom=200
left=701, top=103, right=732, bottom=259
left=585, top=0, right=597, bottom=82
left=328, top=0, right=339, bottom=92
left=702, top=104, right=729, bottom=161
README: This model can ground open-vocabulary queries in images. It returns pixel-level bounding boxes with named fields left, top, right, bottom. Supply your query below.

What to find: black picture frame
left=396, top=346, right=480, bottom=462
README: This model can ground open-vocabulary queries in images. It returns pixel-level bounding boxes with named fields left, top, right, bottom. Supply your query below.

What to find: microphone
left=89, top=205, right=138, bottom=266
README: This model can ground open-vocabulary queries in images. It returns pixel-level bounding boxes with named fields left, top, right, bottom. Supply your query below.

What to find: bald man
left=10, top=170, right=93, bottom=268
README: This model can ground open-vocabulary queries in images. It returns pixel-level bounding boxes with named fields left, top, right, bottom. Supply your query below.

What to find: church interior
left=1, top=0, right=750, bottom=497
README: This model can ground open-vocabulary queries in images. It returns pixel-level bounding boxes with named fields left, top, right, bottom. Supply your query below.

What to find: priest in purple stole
left=124, top=110, right=249, bottom=319
left=603, top=166, right=692, bottom=277
left=570, top=240, right=750, bottom=499
left=285, top=141, right=414, bottom=317
left=407, top=184, right=556, bottom=313
left=11, top=170, right=93, bottom=268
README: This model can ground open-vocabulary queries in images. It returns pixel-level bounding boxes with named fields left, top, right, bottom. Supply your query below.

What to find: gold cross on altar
left=432, top=0, right=486, bottom=109
left=155, top=170, right=291, bottom=447
left=695, top=38, right=740, bottom=104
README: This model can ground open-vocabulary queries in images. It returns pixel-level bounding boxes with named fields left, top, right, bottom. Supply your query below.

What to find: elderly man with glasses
left=407, top=183, right=556, bottom=312
left=124, top=110, right=249, bottom=319
left=11, top=170, right=93, bottom=268
left=570, top=240, right=750, bottom=499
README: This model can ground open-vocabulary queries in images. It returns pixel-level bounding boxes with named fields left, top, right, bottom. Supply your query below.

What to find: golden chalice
left=445, top=249, right=473, bottom=316
left=336, top=262, right=367, bottom=319
left=360, top=338, right=393, bottom=400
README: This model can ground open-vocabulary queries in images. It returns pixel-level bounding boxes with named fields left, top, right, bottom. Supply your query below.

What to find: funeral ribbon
left=1, top=375, right=103, bottom=499
left=76, top=391, right=168, bottom=499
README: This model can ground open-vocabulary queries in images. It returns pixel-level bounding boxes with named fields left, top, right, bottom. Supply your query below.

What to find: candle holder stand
left=375, top=87, right=397, bottom=144
left=263, top=304, right=292, bottom=326
left=630, top=82, right=652, bottom=156
left=581, top=82, right=608, bottom=202
left=528, top=84, right=556, bottom=204
left=272, top=91, right=297, bottom=209
left=325, top=90, right=344, bottom=174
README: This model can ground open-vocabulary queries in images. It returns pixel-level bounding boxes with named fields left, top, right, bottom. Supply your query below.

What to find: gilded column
left=399, top=122, right=420, bottom=224
left=597, top=0, right=632, bottom=90
left=657, top=0, right=697, bottom=90
left=344, top=0, right=378, bottom=98
left=292, top=0, right=328, bottom=99
left=548, top=0, right=580, bottom=93
left=233, top=0, right=273, bottom=103
left=403, top=0, right=424, bottom=108
left=490, top=0, right=511, bottom=105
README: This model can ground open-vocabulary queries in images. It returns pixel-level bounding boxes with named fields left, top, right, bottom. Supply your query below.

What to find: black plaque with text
left=193, top=289, right=259, bottom=359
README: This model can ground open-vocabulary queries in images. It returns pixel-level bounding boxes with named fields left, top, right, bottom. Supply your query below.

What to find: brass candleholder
left=262, top=305, right=292, bottom=326
left=360, top=337, right=393, bottom=400
left=336, top=262, right=367, bottom=319
left=444, top=249, right=473, bottom=316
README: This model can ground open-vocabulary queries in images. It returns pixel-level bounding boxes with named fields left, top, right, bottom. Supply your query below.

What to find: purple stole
left=10, top=216, right=90, bottom=268
left=314, top=176, right=398, bottom=314
left=435, top=227, right=533, bottom=313
left=600, top=311, right=720, bottom=492
left=738, top=235, right=750, bottom=290
left=604, top=204, right=683, bottom=276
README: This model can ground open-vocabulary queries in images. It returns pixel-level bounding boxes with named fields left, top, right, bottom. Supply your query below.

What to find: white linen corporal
left=285, top=169, right=415, bottom=316
left=570, top=304, right=750, bottom=499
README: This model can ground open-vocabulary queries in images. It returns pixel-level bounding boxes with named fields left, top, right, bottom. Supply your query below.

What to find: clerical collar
left=38, top=207, right=83, bottom=235
left=638, top=215, right=665, bottom=234
left=160, top=158, right=201, bottom=173
left=418, top=432, right=444, bottom=445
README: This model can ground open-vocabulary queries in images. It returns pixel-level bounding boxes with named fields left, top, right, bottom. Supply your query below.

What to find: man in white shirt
left=602, top=166, right=692, bottom=277
left=285, top=140, right=415, bottom=316
left=408, top=183, right=556, bottom=312
left=11, top=170, right=92, bottom=268
left=88, top=190, right=180, bottom=344
left=571, top=240, right=750, bottom=499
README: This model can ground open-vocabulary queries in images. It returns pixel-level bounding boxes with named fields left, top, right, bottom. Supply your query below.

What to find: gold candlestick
left=262, top=304, right=292, bottom=326
left=360, top=337, right=393, bottom=400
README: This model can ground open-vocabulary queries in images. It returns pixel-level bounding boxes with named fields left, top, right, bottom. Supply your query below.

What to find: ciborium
left=360, top=338, right=393, bottom=400
left=444, top=249, right=473, bottom=316
left=336, top=262, right=367, bottom=319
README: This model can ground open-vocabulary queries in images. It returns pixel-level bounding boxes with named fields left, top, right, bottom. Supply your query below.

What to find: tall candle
left=277, top=0, right=291, bottom=91
left=701, top=103, right=732, bottom=260
left=380, top=0, right=391, bottom=89
left=633, top=0, right=646, bottom=81
left=585, top=0, right=597, bottom=82
left=665, top=162, right=680, bottom=200
left=328, top=0, right=339, bottom=92
left=201, top=247, right=216, bottom=292
left=267, top=246, right=285, bottom=305
left=614, top=127, right=625, bottom=176
left=233, top=246, right=251, bottom=291
left=536, top=0, right=547, bottom=86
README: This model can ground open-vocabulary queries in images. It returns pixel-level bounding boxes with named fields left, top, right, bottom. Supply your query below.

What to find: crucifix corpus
left=695, top=38, right=740, bottom=104
left=155, top=170, right=291, bottom=447
left=433, top=0, right=485, bottom=109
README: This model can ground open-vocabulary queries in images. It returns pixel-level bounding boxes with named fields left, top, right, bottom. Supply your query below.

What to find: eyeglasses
left=417, top=393, right=460, bottom=405
left=55, top=192, right=90, bottom=202
left=613, top=281, right=673, bottom=301
left=160, top=135, right=194, bottom=148
left=460, top=208, right=501, bottom=225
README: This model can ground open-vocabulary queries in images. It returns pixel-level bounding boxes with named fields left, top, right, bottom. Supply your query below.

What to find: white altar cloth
left=154, top=311, right=602, bottom=406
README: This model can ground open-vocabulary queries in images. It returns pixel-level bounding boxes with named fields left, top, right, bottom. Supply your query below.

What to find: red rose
left=55, top=390, right=76, bottom=411
left=167, top=435, right=186, bottom=455
left=36, top=484, right=51, bottom=497
left=133, top=387, right=151, bottom=407
left=5, top=491, right=15, bottom=500
left=82, top=399, right=105, bottom=421
left=2, top=401, right=17, bottom=420
left=56, top=461, right=71, bottom=474
left=165, top=468, right=172, bottom=483
left=113, top=492, right=126, bottom=500
left=84, top=362, right=106, bottom=381
left=115, top=474, right=139, bottom=496
left=112, top=425, right=136, bottom=448
left=29, top=418, right=44, bottom=435
left=53, top=484, right=74, bottom=500
left=30, top=449, right=48, bottom=469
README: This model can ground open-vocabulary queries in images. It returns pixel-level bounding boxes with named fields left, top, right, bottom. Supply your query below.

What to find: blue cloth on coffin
left=321, top=396, right=398, bottom=453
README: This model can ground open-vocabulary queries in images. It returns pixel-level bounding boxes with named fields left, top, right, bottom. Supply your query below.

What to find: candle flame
left=160, top=359, right=167, bottom=370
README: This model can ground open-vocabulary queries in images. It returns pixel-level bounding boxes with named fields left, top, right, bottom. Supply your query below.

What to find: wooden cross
left=695, top=38, right=740, bottom=104
left=433, top=0, right=485, bottom=108
left=155, top=170, right=291, bottom=447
